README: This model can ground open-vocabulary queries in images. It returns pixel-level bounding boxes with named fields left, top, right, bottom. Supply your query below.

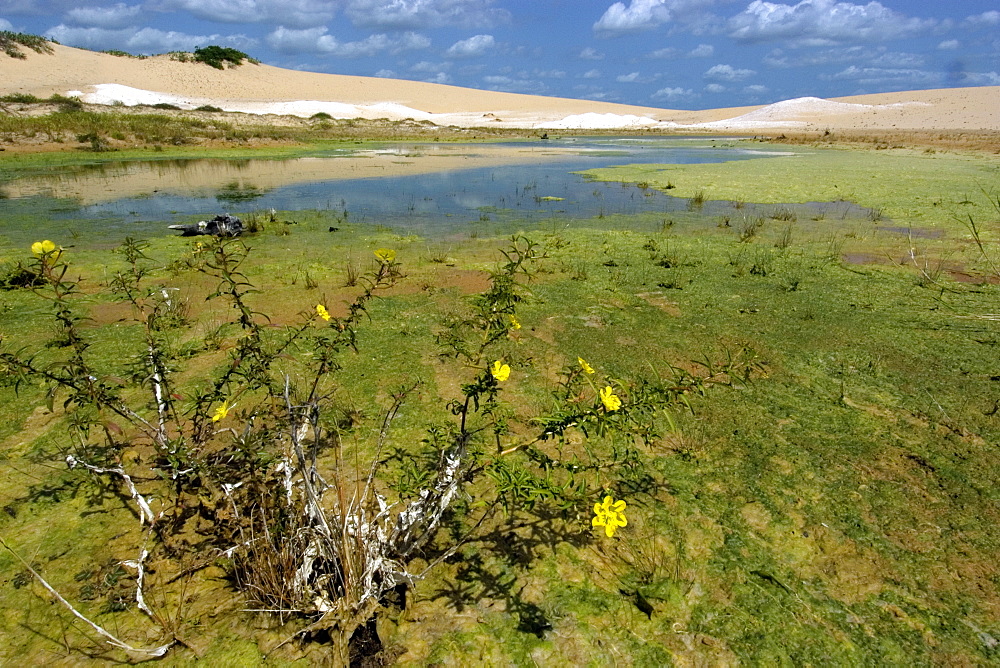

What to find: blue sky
left=2, top=0, right=998, bottom=109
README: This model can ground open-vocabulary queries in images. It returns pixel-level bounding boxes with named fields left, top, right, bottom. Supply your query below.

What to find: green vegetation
left=192, top=45, right=259, bottom=70
left=0, top=31, right=53, bottom=59
left=0, top=143, right=998, bottom=664
left=102, top=49, right=146, bottom=59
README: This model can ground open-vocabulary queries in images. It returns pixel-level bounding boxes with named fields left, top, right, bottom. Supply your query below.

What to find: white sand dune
left=2, top=43, right=998, bottom=131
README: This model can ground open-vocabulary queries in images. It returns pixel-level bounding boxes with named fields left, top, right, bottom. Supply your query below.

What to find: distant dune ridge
left=1, top=43, right=997, bottom=131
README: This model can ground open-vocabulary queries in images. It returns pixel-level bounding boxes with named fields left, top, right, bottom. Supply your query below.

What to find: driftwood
left=168, top=214, right=243, bottom=237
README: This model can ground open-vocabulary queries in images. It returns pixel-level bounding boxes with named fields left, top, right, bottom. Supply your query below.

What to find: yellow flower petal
left=509, top=314, right=521, bottom=330
left=374, top=248, right=396, bottom=264
left=599, top=386, right=622, bottom=411
left=578, top=357, right=595, bottom=374
left=31, top=240, right=56, bottom=255
left=612, top=499, right=627, bottom=513
left=490, top=360, right=511, bottom=382
left=316, top=304, right=331, bottom=321
left=211, top=403, right=230, bottom=422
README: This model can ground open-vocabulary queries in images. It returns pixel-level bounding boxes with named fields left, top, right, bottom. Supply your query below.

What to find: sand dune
left=1, top=43, right=997, bottom=131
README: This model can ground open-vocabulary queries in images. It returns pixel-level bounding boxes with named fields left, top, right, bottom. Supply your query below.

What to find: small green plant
left=194, top=105, right=223, bottom=112
left=737, top=214, right=764, bottom=242
left=0, top=92, right=42, bottom=103
left=0, top=31, right=53, bottom=59
left=192, top=45, right=258, bottom=70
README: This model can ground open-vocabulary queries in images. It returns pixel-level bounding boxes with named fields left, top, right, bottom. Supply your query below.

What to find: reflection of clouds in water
left=6, top=139, right=799, bottom=239
left=453, top=194, right=491, bottom=209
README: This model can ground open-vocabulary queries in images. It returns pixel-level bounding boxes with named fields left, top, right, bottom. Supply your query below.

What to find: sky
left=2, top=0, right=998, bottom=110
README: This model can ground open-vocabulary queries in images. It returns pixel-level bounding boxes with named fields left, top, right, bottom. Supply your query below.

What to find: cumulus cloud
left=593, top=0, right=720, bottom=36
left=649, top=42, right=714, bottom=59
left=0, top=18, right=13, bottom=31
left=66, top=3, right=141, bottom=29
left=423, top=72, right=453, bottom=84
left=594, top=0, right=673, bottom=34
left=704, top=83, right=726, bottom=93
left=267, top=27, right=428, bottom=57
left=704, top=63, right=755, bottom=81
left=964, top=11, right=1000, bottom=28
left=937, top=40, right=959, bottom=50
left=445, top=34, right=494, bottom=58
left=579, top=47, right=605, bottom=60
left=375, top=68, right=396, bottom=77
left=582, top=68, right=602, bottom=78
left=651, top=86, right=695, bottom=102
left=688, top=43, right=713, bottom=57
left=345, top=0, right=510, bottom=30
left=45, top=24, right=254, bottom=53
left=728, top=0, right=936, bottom=45
left=162, top=0, right=336, bottom=29
left=617, top=71, right=641, bottom=82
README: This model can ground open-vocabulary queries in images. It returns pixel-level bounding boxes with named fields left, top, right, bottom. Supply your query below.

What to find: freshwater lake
left=0, top=137, right=873, bottom=246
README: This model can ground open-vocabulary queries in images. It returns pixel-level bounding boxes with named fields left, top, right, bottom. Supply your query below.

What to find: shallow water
left=0, top=138, right=877, bottom=246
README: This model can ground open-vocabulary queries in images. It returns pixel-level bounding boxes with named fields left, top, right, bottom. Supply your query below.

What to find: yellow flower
left=592, top=495, right=628, bottom=538
left=490, top=360, right=511, bottom=382
left=578, top=357, right=595, bottom=374
left=316, top=304, right=331, bottom=321
left=31, top=240, right=55, bottom=255
left=374, top=248, right=396, bottom=264
left=211, top=403, right=231, bottom=422
left=599, top=386, right=621, bottom=411
left=509, top=314, right=521, bottom=330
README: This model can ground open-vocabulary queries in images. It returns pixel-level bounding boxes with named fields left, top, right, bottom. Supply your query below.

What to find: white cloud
left=594, top=0, right=674, bottom=35
left=649, top=42, right=714, bottom=59
left=582, top=68, right=602, bottom=78
left=423, top=72, right=452, bottom=84
left=345, top=0, right=510, bottom=30
left=688, top=43, right=713, bottom=57
left=728, top=0, right=936, bottom=45
left=445, top=34, right=494, bottom=58
left=0, top=18, right=13, bottom=31
left=826, top=65, right=941, bottom=87
left=162, top=0, right=336, bottom=29
left=617, top=71, right=641, bottom=82
left=704, top=63, right=755, bottom=81
left=45, top=24, right=254, bottom=53
left=964, top=11, right=1000, bottom=28
left=705, top=83, right=726, bottom=92
left=763, top=45, right=922, bottom=69
left=66, top=3, right=141, bottom=29
left=593, top=0, right=723, bottom=35
left=579, top=47, right=605, bottom=60
left=266, top=27, right=428, bottom=57
left=651, top=86, right=695, bottom=102
left=648, top=46, right=681, bottom=58
left=937, top=40, right=959, bottom=50
left=375, top=68, right=396, bottom=77
left=410, top=60, right=448, bottom=73
left=743, top=84, right=768, bottom=93
left=960, top=71, right=1000, bottom=85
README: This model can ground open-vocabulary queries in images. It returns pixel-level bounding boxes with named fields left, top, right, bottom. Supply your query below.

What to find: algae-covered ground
left=0, top=141, right=999, bottom=665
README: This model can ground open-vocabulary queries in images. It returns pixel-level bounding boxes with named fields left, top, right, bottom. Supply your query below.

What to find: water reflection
left=0, top=138, right=804, bottom=239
